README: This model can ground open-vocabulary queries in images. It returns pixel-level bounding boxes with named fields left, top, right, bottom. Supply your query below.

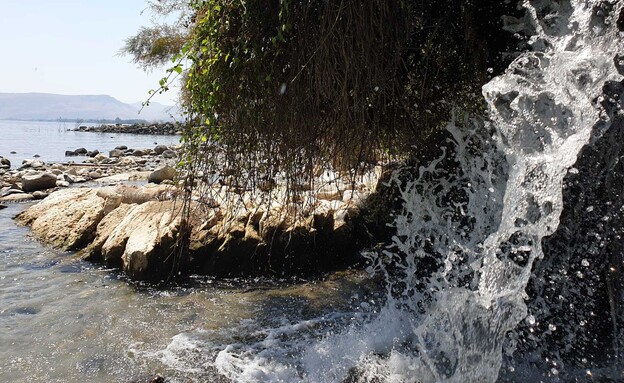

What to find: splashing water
left=187, top=1, right=624, bottom=382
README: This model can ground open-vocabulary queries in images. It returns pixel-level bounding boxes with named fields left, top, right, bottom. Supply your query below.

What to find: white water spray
left=191, top=1, right=624, bottom=382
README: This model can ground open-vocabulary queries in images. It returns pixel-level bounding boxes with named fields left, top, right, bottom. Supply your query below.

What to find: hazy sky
left=0, top=1, right=179, bottom=104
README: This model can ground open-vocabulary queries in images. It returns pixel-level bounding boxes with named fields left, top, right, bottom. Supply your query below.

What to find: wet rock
left=115, top=145, right=128, bottom=150
left=15, top=188, right=113, bottom=250
left=74, top=148, right=88, bottom=155
left=21, top=172, right=58, bottom=192
left=148, top=165, right=176, bottom=184
left=88, top=150, right=100, bottom=157
left=0, top=157, right=10, bottom=169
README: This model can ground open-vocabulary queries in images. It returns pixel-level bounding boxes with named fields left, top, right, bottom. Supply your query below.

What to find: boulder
left=154, top=145, right=168, bottom=155
left=100, top=201, right=182, bottom=280
left=0, top=157, right=10, bottom=169
left=32, top=191, right=49, bottom=200
left=94, top=153, right=108, bottom=162
left=81, top=203, right=135, bottom=265
left=148, top=165, right=176, bottom=184
left=132, top=149, right=147, bottom=156
left=21, top=159, right=45, bottom=169
left=109, top=149, right=124, bottom=158
left=115, top=145, right=128, bottom=150
left=161, top=149, right=176, bottom=159
left=15, top=188, right=118, bottom=250
left=63, top=174, right=87, bottom=184
left=74, top=148, right=88, bottom=155
left=21, top=172, right=58, bottom=192
left=89, top=171, right=102, bottom=179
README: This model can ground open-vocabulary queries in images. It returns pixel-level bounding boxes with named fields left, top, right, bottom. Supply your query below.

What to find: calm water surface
left=0, top=202, right=373, bottom=382
left=0, top=120, right=181, bottom=168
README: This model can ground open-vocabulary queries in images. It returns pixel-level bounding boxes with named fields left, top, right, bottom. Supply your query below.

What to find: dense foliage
left=125, top=1, right=520, bottom=191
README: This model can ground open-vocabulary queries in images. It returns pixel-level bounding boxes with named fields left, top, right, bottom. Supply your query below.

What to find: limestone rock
left=21, top=172, right=58, bottom=192
left=81, top=203, right=135, bottom=265
left=15, top=188, right=113, bottom=250
left=148, top=165, right=176, bottom=184
left=101, top=201, right=182, bottom=280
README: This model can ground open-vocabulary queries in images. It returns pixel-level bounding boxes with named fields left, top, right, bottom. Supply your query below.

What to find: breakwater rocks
left=15, top=167, right=390, bottom=281
left=74, top=122, right=182, bottom=135
left=0, top=144, right=179, bottom=204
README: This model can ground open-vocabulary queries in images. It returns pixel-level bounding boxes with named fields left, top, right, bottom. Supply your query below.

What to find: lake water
left=0, top=203, right=377, bottom=382
left=0, top=120, right=181, bottom=168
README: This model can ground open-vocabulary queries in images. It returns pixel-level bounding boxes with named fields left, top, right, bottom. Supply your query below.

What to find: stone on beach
left=0, top=157, right=10, bottom=169
left=148, top=165, right=176, bottom=184
left=21, top=172, right=58, bottom=192
left=15, top=188, right=112, bottom=250
left=101, top=201, right=182, bottom=280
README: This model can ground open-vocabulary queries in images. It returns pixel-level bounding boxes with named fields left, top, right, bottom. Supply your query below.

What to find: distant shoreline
left=0, top=117, right=167, bottom=124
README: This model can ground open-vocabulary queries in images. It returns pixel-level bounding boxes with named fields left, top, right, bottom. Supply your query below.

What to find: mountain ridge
left=0, top=92, right=177, bottom=122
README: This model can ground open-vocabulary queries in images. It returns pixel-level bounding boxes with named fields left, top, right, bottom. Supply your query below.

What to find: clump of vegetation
left=124, top=0, right=520, bottom=196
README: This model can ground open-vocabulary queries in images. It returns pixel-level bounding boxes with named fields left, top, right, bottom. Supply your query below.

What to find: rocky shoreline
left=0, top=144, right=179, bottom=203
left=4, top=141, right=392, bottom=282
left=73, top=122, right=182, bottom=135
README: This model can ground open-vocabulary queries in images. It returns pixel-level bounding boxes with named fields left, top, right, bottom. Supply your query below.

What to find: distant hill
left=0, top=93, right=178, bottom=122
